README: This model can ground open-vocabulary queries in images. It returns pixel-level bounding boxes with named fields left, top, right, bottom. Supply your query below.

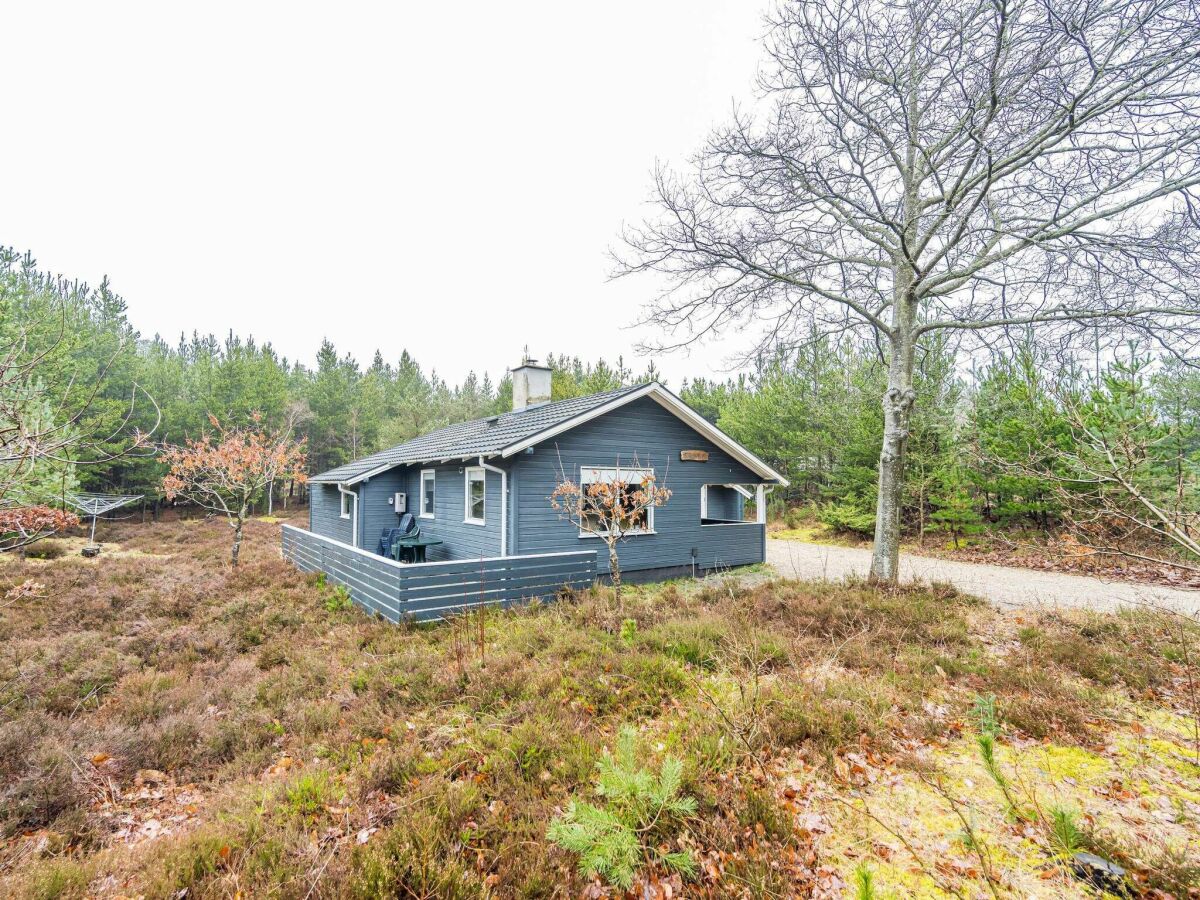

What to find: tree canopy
left=623, top=0, right=1200, bottom=580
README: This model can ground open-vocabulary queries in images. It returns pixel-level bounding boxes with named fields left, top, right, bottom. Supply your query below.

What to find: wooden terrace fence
left=280, top=524, right=596, bottom=622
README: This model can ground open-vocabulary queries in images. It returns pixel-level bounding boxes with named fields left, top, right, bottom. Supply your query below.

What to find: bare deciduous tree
left=622, top=0, right=1200, bottom=583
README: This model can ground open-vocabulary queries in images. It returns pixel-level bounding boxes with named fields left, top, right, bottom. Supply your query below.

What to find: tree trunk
left=607, top=541, right=622, bottom=606
left=868, top=59, right=924, bottom=587
left=869, top=288, right=917, bottom=584
left=231, top=511, right=246, bottom=567
left=916, top=470, right=926, bottom=547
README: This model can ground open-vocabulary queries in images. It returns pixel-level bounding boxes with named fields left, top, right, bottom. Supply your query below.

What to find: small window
left=420, top=469, right=436, bottom=518
left=464, top=467, right=486, bottom=525
left=339, top=489, right=353, bottom=519
left=578, top=466, right=656, bottom=536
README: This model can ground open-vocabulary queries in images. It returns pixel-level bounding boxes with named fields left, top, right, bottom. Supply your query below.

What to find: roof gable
left=309, top=382, right=788, bottom=486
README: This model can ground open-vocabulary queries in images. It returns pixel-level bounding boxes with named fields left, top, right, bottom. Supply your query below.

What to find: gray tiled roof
left=310, top=384, right=646, bottom=483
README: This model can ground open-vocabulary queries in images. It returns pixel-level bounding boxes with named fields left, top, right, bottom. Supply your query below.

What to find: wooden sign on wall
left=680, top=449, right=709, bottom=462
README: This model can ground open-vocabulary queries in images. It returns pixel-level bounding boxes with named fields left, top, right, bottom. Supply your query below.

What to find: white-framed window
left=464, top=467, right=486, bottom=525
left=419, top=469, right=436, bottom=518
left=339, top=489, right=353, bottom=519
left=578, top=466, right=656, bottom=537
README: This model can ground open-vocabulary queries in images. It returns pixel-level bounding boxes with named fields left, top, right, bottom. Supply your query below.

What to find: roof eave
left=334, top=452, right=503, bottom=486
left=342, top=462, right=397, bottom=485
left=307, top=473, right=347, bottom=485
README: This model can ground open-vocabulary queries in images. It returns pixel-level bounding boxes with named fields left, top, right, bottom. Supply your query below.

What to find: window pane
left=578, top=467, right=653, bottom=533
left=468, top=472, right=485, bottom=521
left=422, top=473, right=435, bottom=514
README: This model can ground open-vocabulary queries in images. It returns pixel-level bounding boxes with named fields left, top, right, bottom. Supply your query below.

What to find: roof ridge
left=417, top=382, right=641, bottom=435
left=492, top=381, right=642, bottom=421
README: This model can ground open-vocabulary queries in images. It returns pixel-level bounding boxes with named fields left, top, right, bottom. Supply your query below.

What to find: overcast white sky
left=3, top=2, right=771, bottom=386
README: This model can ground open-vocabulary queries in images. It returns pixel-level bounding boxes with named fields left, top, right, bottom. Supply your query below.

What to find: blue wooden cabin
left=306, top=361, right=788, bottom=582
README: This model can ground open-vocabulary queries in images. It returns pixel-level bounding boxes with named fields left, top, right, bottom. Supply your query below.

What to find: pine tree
left=546, top=726, right=697, bottom=889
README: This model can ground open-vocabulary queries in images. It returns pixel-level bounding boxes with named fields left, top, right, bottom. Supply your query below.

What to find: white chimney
left=512, top=358, right=552, bottom=411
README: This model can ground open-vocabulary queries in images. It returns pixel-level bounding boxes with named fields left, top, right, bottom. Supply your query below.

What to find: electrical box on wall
left=393, top=492, right=406, bottom=513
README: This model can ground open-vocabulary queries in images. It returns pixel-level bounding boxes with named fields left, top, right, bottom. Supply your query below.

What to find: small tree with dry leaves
left=550, top=455, right=671, bottom=604
left=0, top=507, right=79, bottom=552
left=162, top=413, right=307, bottom=566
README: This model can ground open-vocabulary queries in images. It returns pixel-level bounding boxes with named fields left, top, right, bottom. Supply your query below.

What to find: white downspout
left=337, top=483, right=359, bottom=547
left=479, top=456, right=507, bottom=557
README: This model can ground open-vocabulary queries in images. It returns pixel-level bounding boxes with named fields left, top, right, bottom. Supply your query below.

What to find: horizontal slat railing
left=280, top=524, right=596, bottom=622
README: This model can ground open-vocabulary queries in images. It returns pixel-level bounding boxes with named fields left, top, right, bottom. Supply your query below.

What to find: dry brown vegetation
left=1, top=513, right=1198, bottom=897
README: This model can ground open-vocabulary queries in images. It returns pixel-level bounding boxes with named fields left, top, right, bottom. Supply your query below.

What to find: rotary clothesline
left=65, top=493, right=144, bottom=544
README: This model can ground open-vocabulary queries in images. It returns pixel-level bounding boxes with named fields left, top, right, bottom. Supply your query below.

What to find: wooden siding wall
left=281, top=524, right=594, bottom=622
left=511, top=396, right=767, bottom=573
left=358, top=466, right=407, bottom=553
left=356, top=461, right=510, bottom=561
left=310, top=482, right=355, bottom=545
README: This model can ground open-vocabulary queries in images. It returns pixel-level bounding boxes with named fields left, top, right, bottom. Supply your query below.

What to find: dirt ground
left=768, top=538, right=1200, bottom=617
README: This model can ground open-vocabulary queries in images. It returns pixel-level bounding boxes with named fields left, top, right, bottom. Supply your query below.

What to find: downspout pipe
left=478, top=456, right=507, bottom=557
left=337, top=483, right=358, bottom=547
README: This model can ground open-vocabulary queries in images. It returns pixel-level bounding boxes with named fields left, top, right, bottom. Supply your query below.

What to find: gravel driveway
left=767, top=538, right=1200, bottom=617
